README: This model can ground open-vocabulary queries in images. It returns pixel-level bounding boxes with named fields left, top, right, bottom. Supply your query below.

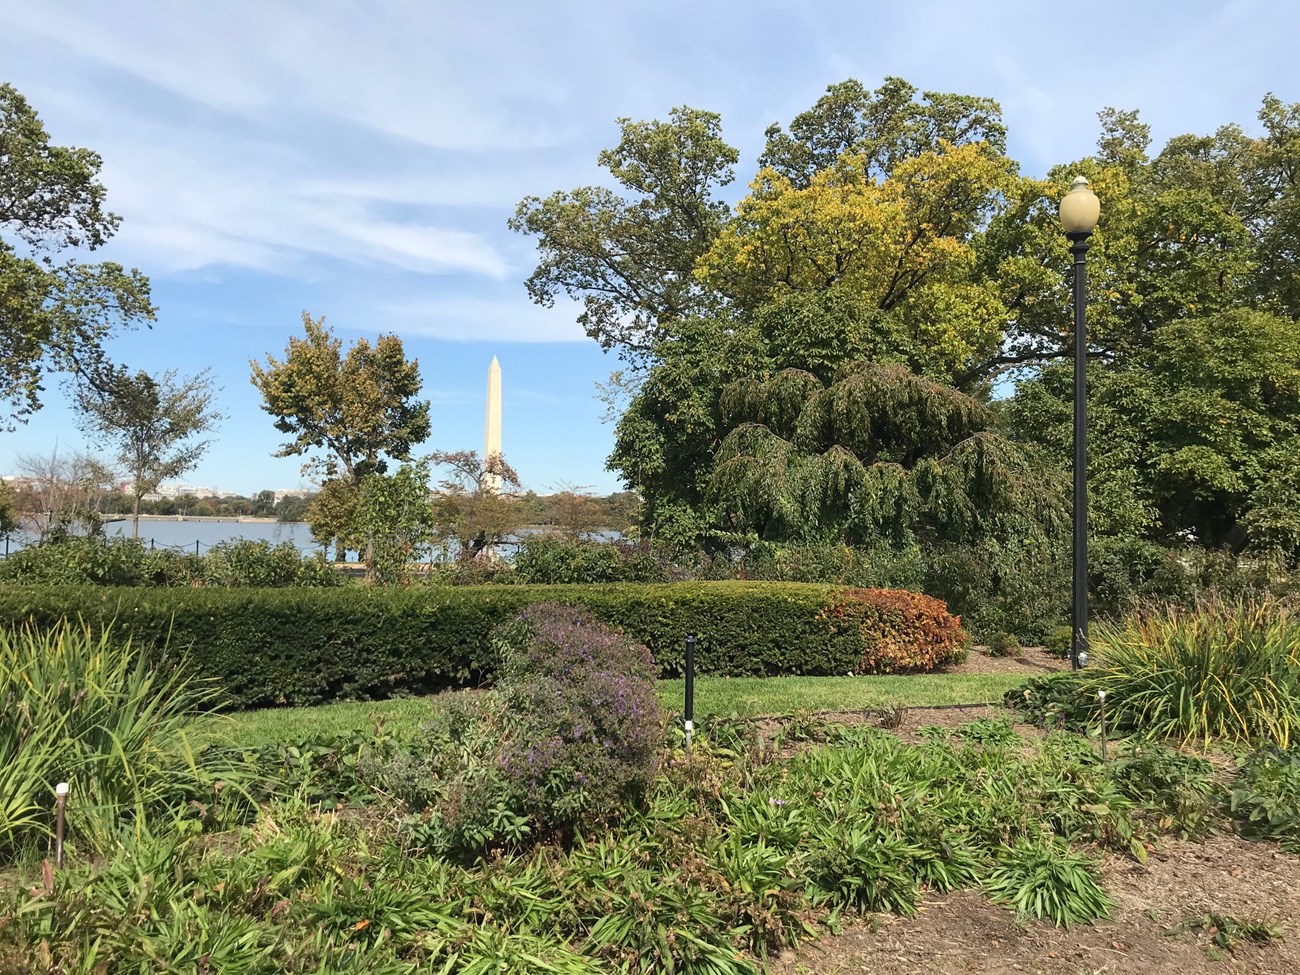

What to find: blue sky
left=1, top=0, right=1296, bottom=495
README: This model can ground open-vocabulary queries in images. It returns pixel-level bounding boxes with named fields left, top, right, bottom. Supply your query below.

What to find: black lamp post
left=1060, top=176, right=1101, bottom=671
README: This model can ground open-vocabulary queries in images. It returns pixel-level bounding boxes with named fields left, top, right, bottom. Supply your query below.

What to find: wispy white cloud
left=375, top=295, right=587, bottom=344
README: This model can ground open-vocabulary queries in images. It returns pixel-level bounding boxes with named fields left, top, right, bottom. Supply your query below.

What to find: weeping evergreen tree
left=710, top=362, right=1063, bottom=546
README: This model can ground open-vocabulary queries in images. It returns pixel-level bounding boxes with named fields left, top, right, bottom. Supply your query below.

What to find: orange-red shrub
left=821, top=588, right=968, bottom=674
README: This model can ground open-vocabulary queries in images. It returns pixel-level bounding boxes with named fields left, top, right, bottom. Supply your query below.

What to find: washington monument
left=482, top=355, right=503, bottom=493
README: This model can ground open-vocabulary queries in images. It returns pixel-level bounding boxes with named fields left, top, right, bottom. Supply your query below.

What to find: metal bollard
left=684, top=634, right=696, bottom=754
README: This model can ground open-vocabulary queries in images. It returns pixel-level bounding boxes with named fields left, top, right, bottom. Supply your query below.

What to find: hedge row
left=0, top=582, right=967, bottom=709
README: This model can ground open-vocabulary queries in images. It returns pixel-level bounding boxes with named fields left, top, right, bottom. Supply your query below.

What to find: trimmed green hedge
left=0, top=582, right=966, bottom=709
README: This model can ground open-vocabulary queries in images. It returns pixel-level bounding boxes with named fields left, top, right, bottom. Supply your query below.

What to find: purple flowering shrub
left=365, top=603, right=662, bottom=853
left=495, top=602, right=663, bottom=835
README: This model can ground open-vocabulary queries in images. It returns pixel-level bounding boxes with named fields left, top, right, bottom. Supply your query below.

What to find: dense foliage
left=1009, top=599, right=1300, bottom=748
left=0, top=83, right=155, bottom=427
left=0, top=581, right=965, bottom=708
left=0, top=536, right=341, bottom=588
left=513, top=76, right=1300, bottom=627
left=1089, top=599, right=1300, bottom=747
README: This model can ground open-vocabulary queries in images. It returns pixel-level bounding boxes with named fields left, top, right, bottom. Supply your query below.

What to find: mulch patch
left=769, top=834, right=1300, bottom=975
left=954, top=646, right=1070, bottom=676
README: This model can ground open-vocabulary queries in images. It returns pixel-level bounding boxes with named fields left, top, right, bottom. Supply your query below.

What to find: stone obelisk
left=482, top=356, right=503, bottom=493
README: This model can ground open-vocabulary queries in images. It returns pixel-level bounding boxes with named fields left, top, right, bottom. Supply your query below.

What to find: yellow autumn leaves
left=695, top=141, right=1017, bottom=381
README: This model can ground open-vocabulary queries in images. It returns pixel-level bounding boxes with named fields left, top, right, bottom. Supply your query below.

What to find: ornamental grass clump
left=0, top=622, right=239, bottom=861
left=495, top=602, right=663, bottom=836
left=1090, top=598, right=1300, bottom=747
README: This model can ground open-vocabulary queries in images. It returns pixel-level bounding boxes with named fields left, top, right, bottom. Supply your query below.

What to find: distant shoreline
left=103, top=515, right=289, bottom=525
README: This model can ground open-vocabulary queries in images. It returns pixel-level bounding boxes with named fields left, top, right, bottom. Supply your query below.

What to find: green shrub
left=1045, top=625, right=1074, bottom=658
left=368, top=694, right=528, bottom=855
left=200, top=540, right=343, bottom=588
left=1090, top=598, right=1300, bottom=747
left=1089, top=538, right=1299, bottom=618
left=0, top=535, right=342, bottom=588
left=1005, top=672, right=1099, bottom=732
left=1229, top=745, right=1300, bottom=850
left=1105, top=746, right=1219, bottom=838
left=987, top=631, right=1021, bottom=657
left=0, top=581, right=965, bottom=709
left=0, top=623, right=243, bottom=859
left=924, top=538, right=1070, bottom=645
left=0, top=535, right=201, bottom=586
left=513, top=536, right=669, bottom=584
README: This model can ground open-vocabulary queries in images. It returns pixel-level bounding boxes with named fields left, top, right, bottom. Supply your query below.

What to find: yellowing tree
left=250, top=312, right=431, bottom=481
left=696, top=141, right=1015, bottom=381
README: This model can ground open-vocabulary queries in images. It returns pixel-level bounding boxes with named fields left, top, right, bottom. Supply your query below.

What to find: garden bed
left=770, top=834, right=1299, bottom=974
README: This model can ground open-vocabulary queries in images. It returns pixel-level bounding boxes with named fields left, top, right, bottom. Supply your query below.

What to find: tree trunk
left=132, top=490, right=141, bottom=539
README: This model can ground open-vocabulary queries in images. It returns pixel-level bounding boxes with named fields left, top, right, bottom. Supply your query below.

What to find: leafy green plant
left=780, top=709, right=823, bottom=743
left=201, top=539, right=342, bottom=588
left=1168, top=912, right=1284, bottom=951
left=808, top=828, right=920, bottom=915
left=0, top=535, right=202, bottom=586
left=713, top=835, right=814, bottom=957
left=1045, top=625, right=1074, bottom=658
left=1229, top=745, right=1300, bottom=849
left=1005, top=672, right=1098, bottom=732
left=1106, top=746, right=1220, bottom=838
left=950, top=717, right=1021, bottom=745
left=982, top=839, right=1114, bottom=926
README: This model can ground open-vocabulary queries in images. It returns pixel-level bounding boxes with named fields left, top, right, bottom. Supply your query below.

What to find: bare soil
left=769, top=834, right=1300, bottom=975
left=955, top=646, right=1070, bottom=675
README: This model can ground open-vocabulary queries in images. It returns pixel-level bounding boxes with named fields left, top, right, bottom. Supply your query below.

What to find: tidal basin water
left=101, top=518, right=317, bottom=554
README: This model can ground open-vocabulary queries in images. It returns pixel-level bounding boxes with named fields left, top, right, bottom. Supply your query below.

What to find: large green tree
left=76, top=368, right=223, bottom=538
left=1003, top=97, right=1300, bottom=560
left=1012, top=309, right=1300, bottom=558
left=758, top=77, right=1008, bottom=188
left=589, top=80, right=1021, bottom=544
left=510, top=107, right=738, bottom=362
left=250, top=312, right=431, bottom=481
left=0, top=83, right=155, bottom=426
left=352, top=460, right=438, bottom=584
left=521, top=80, right=1300, bottom=565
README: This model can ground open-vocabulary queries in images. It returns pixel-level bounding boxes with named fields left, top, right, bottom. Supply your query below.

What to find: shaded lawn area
left=202, top=672, right=1024, bottom=749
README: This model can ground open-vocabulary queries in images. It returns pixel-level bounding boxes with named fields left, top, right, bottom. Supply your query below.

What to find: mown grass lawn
left=201, top=671, right=1024, bottom=748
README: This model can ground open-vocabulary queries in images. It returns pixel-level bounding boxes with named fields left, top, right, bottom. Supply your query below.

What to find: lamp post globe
left=1059, top=175, right=1099, bottom=672
left=1060, top=176, right=1101, bottom=238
